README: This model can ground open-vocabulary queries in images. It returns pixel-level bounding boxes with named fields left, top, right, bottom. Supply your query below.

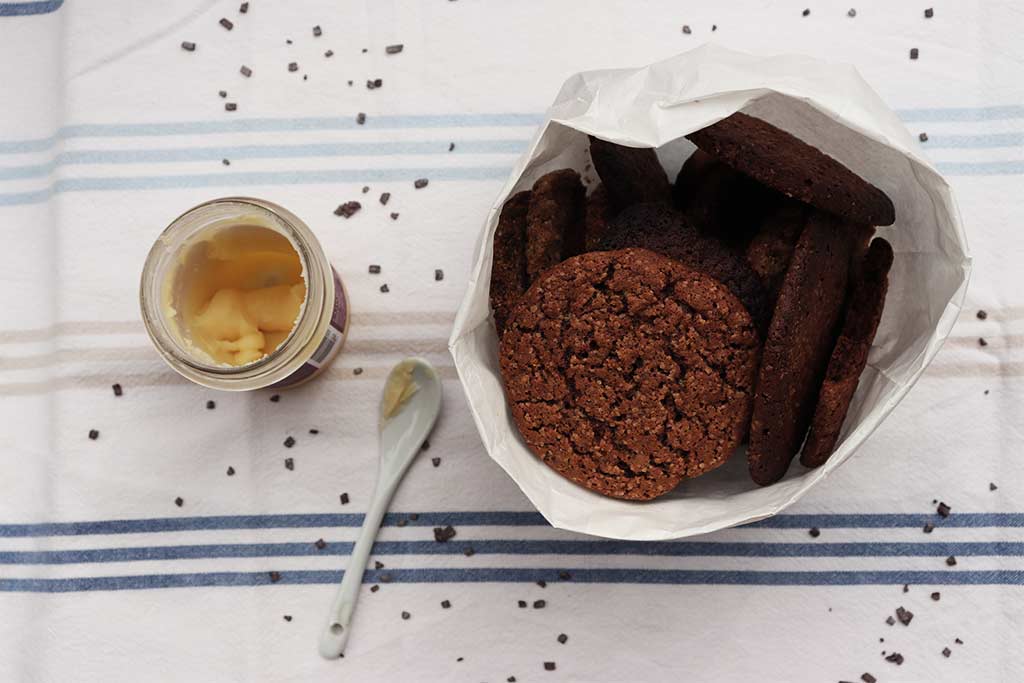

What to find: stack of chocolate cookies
left=492, top=112, right=895, bottom=499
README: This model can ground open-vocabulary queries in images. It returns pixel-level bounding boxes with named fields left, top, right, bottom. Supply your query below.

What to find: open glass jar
left=140, top=197, right=348, bottom=391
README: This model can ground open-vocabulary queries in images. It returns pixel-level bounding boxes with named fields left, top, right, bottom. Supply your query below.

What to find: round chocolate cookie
left=802, top=238, right=893, bottom=468
left=600, top=203, right=771, bottom=333
left=499, top=248, right=761, bottom=500
left=687, top=112, right=896, bottom=227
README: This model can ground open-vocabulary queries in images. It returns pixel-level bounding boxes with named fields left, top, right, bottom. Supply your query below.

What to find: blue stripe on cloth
left=895, top=105, right=1024, bottom=122
left=2, top=569, right=1023, bottom=592
left=933, top=160, right=1024, bottom=175
left=0, top=512, right=1020, bottom=538
left=0, top=540, right=1022, bottom=565
left=0, top=0, right=62, bottom=16
left=0, top=140, right=529, bottom=180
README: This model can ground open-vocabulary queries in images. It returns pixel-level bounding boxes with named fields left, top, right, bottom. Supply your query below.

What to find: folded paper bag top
left=448, top=45, right=970, bottom=541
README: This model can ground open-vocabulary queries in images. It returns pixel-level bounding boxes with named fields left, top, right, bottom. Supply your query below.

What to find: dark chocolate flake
left=356, top=112, right=366, bottom=125
left=979, top=337, right=988, bottom=347
left=309, top=428, right=319, bottom=435
left=325, top=50, right=334, bottom=57
left=181, top=41, right=197, bottom=51
left=508, top=678, right=516, bottom=682
left=802, top=8, right=810, bottom=16
left=848, top=8, right=857, bottom=17
left=227, top=466, right=235, bottom=476
left=434, top=269, right=444, bottom=281
left=315, top=538, right=327, bottom=550
left=283, top=614, right=291, bottom=621
left=175, top=496, right=184, bottom=507
left=222, top=159, right=230, bottom=166
left=368, top=264, right=381, bottom=274
left=206, top=400, right=216, bottom=410
left=370, top=584, right=379, bottom=592
left=434, top=525, right=456, bottom=542
left=558, top=571, right=572, bottom=581
left=910, top=48, right=919, bottom=60
left=225, top=102, right=237, bottom=112
left=374, top=561, right=384, bottom=570
left=946, top=555, right=957, bottom=566
left=923, top=522, right=935, bottom=533
left=240, top=65, right=252, bottom=77
left=990, top=482, right=998, bottom=491
left=977, top=309, right=988, bottom=319
left=533, top=600, right=545, bottom=609
left=380, top=284, right=390, bottom=294
left=902, top=583, right=909, bottom=593
left=537, top=580, right=547, bottom=588
left=379, top=192, right=390, bottom=205
left=557, top=633, right=568, bottom=644
left=448, top=142, right=455, bottom=152
left=112, top=383, right=123, bottom=397
left=334, top=201, right=361, bottom=218
left=463, top=546, right=475, bottom=556
left=896, top=606, right=914, bottom=626
left=682, top=25, right=691, bottom=34
left=313, top=25, right=322, bottom=37
left=931, top=591, right=940, bottom=601
left=288, top=62, right=298, bottom=72
left=937, top=501, right=951, bottom=517
left=269, top=571, right=281, bottom=582
left=518, top=600, right=527, bottom=608
left=413, top=178, right=429, bottom=189
left=396, top=519, right=407, bottom=527
left=284, top=457, right=294, bottom=470
left=353, top=368, right=363, bottom=376
left=219, top=90, right=227, bottom=98
left=269, top=394, right=280, bottom=402
left=925, top=7, right=934, bottom=18
left=885, top=652, right=904, bottom=665
left=284, top=436, right=295, bottom=448
left=955, top=638, right=963, bottom=644
left=919, top=132, right=929, bottom=142
left=239, top=2, right=248, bottom=13
left=390, top=212, right=399, bottom=220
left=340, top=492, right=349, bottom=505
left=401, top=611, right=410, bottom=620
left=544, top=662, right=556, bottom=671
left=380, top=573, right=392, bottom=583
left=88, top=429, right=99, bottom=440
left=942, top=647, right=951, bottom=658
left=808, top=527, right=821, bottom=538
left=861, top=675, right=876, bottom=683
left=441, top=599, right=451, bottom=609
left=431, top=457, right=441, bottom=467
left=885, top=616, right=895, bottom=626
left=386, top=44, right=404, bottom=54
left=219, top=18, right=233, bottom=30
left=361, top=185, right=369, bottom=194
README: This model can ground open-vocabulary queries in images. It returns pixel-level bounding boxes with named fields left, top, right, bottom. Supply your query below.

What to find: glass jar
left=140, top=197, right=348, bottom=391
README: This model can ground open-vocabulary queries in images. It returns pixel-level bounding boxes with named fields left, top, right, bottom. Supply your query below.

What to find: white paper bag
left=448, top=45, right=971, bottom=541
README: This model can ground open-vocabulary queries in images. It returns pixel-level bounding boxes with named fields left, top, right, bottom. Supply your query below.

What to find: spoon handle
left=318, top=471, right=400, bottom=659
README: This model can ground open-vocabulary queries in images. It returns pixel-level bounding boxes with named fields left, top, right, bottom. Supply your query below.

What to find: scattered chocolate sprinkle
left=219, top=18, right=233, bottom=30
left=434, top=525, right=456, bottom=542
left=112, top=383, right=122, bottom=397
left=325, top=50, right=334, bottom=57
left=88, top=429, right=99, bottom=440
left=334, top=201, right=361, bottom=218
left=955, top=638, right=963, bottom=644
left=985, top=389, right=990, bottom=395
left=910, top=48, right=919, bottom=60
left=937, top=502, right=951, bottom=517
left=315, top=538, right=327, bottom=550
left=508, top=678, right=516, bottom=682
left=370, top=584, right=379, bottom=592
left=269, top=571, right=281, bottom=582
left=181, top=41, right=196, bottom=51
left=240, top=65, right=252, bottom=77
left=269, top=394, right=280, bottom=403
left=977, top=309, right=988, bottom=320
left=441, top=599, right=451, bottom=608
left=923, top=522, right=935, bottom=533
left=401, top=611, right=410, bottom=620
left=410, top=513, right=419, bottom=520
left=284, top=436, right=295, bottom=449
left=283, top=615, right=291, bottom=621
left=931, top=591, right=940, bottom=601
left=390, top=212, right=399, bottom=220
left=309, top=429, right=319, bottom=435
left=366, top=78, right=382, bottom=89
left=222, top=159, right=230, bottom=166
left=946, top=555, right=957, bottom=566
left=682, top=25, right=691, bottom=34
left=361, top=186, right=369, bottom=194
left=353, top=368, right=363, bottom=376
left=902, top=584, right=909, bottom=593
left=227, top=466, right=235, bottom=476
left=225, top=102, right=237, bottom=112
left=380, top=573, right=393, bottom=583
left=896, top=606, right=914, bottom=626
left=313, top=25, right=322, bottom=37
left=885, top=652, right=904, bottom=665
left=990, top=482, right=998, bottom=491
left=368, top=265, right=382, bottom=275
left=421, top=440, right=430, bottom=450
left=848, top=8, right=857, bottom=17
left=386, top=44, right=404, bottom=54
left=925, top=7, right=933, bottom=18
left=537, top=580, right=547, bottom=588
left=206, top=400, right=216, bottom=410
left=372, top=561, right=385, bottom=570
left=544, top=662, right=556, bottom=671
left=361, top=48, right=367, bottom=53
left=533, top=600, right=546, bottom=609
left=284, top=457, right=294, bottom=470
left=456, top=657, right=463, bottom=662
left=979, top=337, right=988, bottom=347
left=288, top=62, right=298, bottom=72
left=380, top=284, right=390, bottom=294
left=942, top=646, right=951, bottom=657
left=347, top=80, right=353, bottom=86
left=809, top=527, right=821, bottom=538
left=434, top=269, right=444, bottom=281
left=175, top=496, right=184, bottom=507
left=413, top=178, right=429, bottom=189
left=219, top=90, right=227, bottom=98
left=861, top=675, right=876, bottom=683
left=518, top=600, right=527, bottom=608
left=919, top=132, right=929, bottom=142
left=239, top=2, right=248, bottom=13
left=557, top=633, right=568, bottom=644
left=397, top=519, right=407, bottom=527
left=802, top=8, right=810, bottom=16
left=431, top=457, right=441, bottom=467
left=286, top=39, right=292, bottom=45
left=340, top=492, right=349, bottom=504
left=356, top=112, right=366, bottom=125
left=448, top=142, right=455, bottom=152
left=379, top=192, right=390, bottom=205
left=558, top=571, right=572, bottom=581
left=711, top=24, right=717, bottom=31
left=885, top=616, right=895, bottom=626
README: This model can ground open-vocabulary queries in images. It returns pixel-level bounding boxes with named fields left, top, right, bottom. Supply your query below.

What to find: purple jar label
left=272, top=267, right=348, bottom=388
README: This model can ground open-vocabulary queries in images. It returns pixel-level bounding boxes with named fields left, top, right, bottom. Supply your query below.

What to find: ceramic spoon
left=318, top=358, right=442, bottom=659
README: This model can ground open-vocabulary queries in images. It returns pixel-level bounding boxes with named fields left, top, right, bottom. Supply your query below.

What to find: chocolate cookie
left=747, top=211, right=856, bottom=486
left=600, top=203, right=771, bottom=333
left=490, top=190, right=531, bottom=335
left=499, top=248, right=760, bottom=500
left=588, top=137, right=671, bottom=211
left=744, top=199, right=808, bottom=298
left=525, top=169, right=586, bottom=282
left=687, top=112, right=896, bottom=226
left=584, top=184, right=613, bottom=251
left=673, top=149, right=779, bottom=248
left=802, top=238, right=893, bottom=468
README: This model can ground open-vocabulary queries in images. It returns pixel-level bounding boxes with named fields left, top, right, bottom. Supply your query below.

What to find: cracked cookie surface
left=499, top=248, right=760, bottom=500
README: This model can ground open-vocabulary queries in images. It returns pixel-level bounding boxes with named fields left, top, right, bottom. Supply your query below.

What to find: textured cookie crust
left=747, top=211, right=855, bottom=486
left=600, top=203, right=771, bottom=334
left=525, top=169, right=585, bottom=282
left=589, top=137, right=671, bottom=211
left=499, top=248, right=760, bottom=500
left=745, top=198, right=808, bottom=299
left=687, top=112, right=896, bottom=227
left=802, top=238, right=893, bottom=467
left=490, top=190, right=531, bottom=335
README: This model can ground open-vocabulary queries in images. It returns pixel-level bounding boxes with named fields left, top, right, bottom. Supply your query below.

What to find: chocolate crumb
left=518, top=600, right=527, bottom=608
left=386, top=44, right=404, bottom=54
left=284, top=436, right=295, bottom=449
left=413, top=178, right=429, bottom=189
left=222, top=159, right=230, bottom=166
left=979, top=337, right=988, bottom=347
left=219, top=18, right=233, bottom=30
left=112, top=383, right=123, bottom=397
left=421, top=440, right=430, bottom=450
left=269, top=394, right=281, bottom=403
left=557, top=633, right=568, bottom=644
left=985, top=389, right=990, bottom=395
left=302, top=74, right=308, bottom=81
left=239, top=2, right=248, bottom=13
left=946, top=555, right=957, bottom=566
left=353, top=368, right=363, bottom=376
left=334, top=201, right=361, bottom=218
left=434, top=269, right=444, bottom=281
left=325, top=49, right=334, bottom=57
left=401, top=611, right=410, bottom=620
left=227, top=466, right=235, bottom=476
left=508, top=678, right=516, bottom=682
left=390, top=212, right=399, bottom=220
left=885, top=652, right=904, bottom=665
left=286, top=39, right=292, bottom=45
left=862, top=675, right=876, bottom=683
left=711, top=24, right=717, bottom=30
left=955, top=638, right=963, bottom=644
left=340, top=492, right=349, bottom=505
left=431, top=457, right=441, bottom=467
left=910, top=48, right=919, bottom=60
left=448, top=142, right=455, bottom=152
left=283, top=615, right=291, bottom=621
left=315, top=538, right=327, bottom=550
left=537, top=580, right=547, bottom=588
left=809, top=527, right=821, bottom=538
left=885, top=616, right=895, bottom=626
left=225, top=103, right=237, bottom=112
left=923, top=522, right=935, bottom=533
left=313, top=25, right=322, bottom=37
left=206, top=400, right=216, bottom=410
left=942, top=647, right=951, bottom=657
left=240, top=65, right=252, bottom=77
left=937, top=502, right=951, bottom=517
left=441, top=599, right=451, bottom=608
left=977, top=309, right=988, bottom=320
left=347, top=80, right=353, bottom=86
left=309, top=428, right=319, bottom=435
left=284, top=457, right=294, bottom=470
left=990, top=482, right=998, bottom=491
left=802, top=8, right=810, bottom=16
left=181, top=41, right=196, bottom=52
left=902, top=584, right=909, bottom=593
left=380, top=573, right=393, bottom=583
left=558, top=571, right=572, bottom=581
left=925, top=7, right=933, bottom=18
left=362, top=48, right=367, bottom=53
left=175, top=496, right=184, bottom=507
left=848, top=8, right=857, bottom=17
left=361, top=186, right=369, bottom=194
left=434, top=525, right=456, bottom=542
left=682, top=25, right=691, bottom=34
left=380, top=284, right=390, bottom=294
left=456, top=657, right=463, bottom=662
left=931, top=591, right=940, bottom=601
left=88, top=429, right=99, bottom=440
left=533, top=600, right=546, bottom=609
left=896, top=606, right=914, bottom=626
left=397, top=518, right=407, bottom=527
left=919, top=132, right=929, bottom=142
left=219, top=90, right=227, bottom=98
left=288, top=62, right=298, bottom=72
left=370, top=584, right=379, bottom=592
left=268, top=571, right=282, bottom=583
left=367, top=263, right=380, bottom=273
left=356, top=112, right=366, bottom=125
left=373, top=561, right=384, bottom=570
left=379, top=192, right=390, bottom=205
left=544, top=662, right=556, bottom=671
left=410, top=513, right=419, bottom=520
